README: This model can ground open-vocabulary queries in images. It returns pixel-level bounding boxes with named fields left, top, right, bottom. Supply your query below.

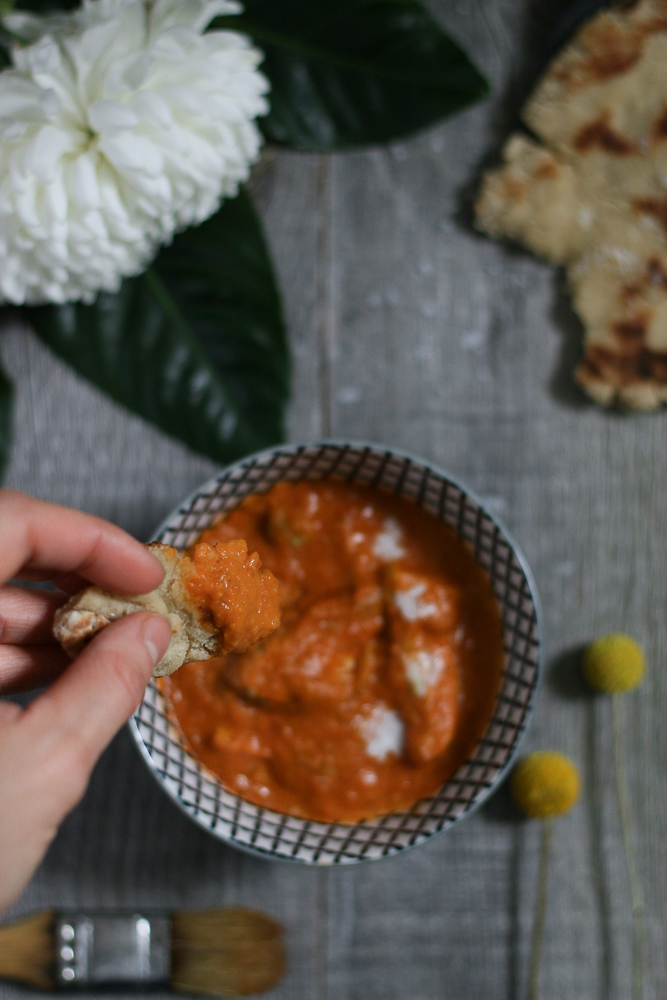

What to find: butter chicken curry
left=160, top=481, right=505, bottom=823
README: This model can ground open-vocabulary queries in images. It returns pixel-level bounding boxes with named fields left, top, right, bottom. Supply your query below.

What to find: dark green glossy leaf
left=13, top=0, right=79, bottom=11
left=27, top=190, right=289, bottom=464
left=214, top=0, right=489, bottom=151
left=0, top=359, right=13, bottom=482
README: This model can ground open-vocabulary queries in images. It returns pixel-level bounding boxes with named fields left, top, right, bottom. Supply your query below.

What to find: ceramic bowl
left=129, top=441, right=542, bottom=865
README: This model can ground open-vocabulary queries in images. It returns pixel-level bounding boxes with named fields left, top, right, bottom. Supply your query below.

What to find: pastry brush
left=0, top=907, right=285, bottom=996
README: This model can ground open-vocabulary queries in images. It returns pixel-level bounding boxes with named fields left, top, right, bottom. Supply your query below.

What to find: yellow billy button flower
left=583, top=633, right=646, bottom=1000
left=583, top=634, right=645, bottom=694
left=511, top=751, right=580, bottom=1000
left=511, top=751, right=580, bottom=819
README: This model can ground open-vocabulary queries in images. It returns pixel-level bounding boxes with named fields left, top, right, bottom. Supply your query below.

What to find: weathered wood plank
left=322, top=0, right=667, bottom=997
left=1, top=3, right=666, bottom=1000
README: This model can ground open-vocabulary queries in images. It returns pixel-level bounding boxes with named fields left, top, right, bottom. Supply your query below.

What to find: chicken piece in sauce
left=385, top=567, right=463, bottom=763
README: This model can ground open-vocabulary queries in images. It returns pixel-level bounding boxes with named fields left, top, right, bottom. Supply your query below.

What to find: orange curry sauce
left=160, top=481, right=505, bottom=823
left=184, top=540, right=280, bottom=653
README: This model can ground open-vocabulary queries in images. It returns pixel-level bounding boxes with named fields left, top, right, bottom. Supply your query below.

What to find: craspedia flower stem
left=612, top=695, right=645, bottom=1000
left=528, top=817, right=553, bottom=1000
left=583, top=634, right=645, bottom=1000
left=511, top=752, right=580, bottom=1000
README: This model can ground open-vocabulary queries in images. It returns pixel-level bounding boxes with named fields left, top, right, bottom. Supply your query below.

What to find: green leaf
left=214, top=0, right=489, bottom=152
left=26, top=190, right=289, bottom=464
left=0, top=359, right=13, bottom=482
left=13, top=0, right=79, bottom=11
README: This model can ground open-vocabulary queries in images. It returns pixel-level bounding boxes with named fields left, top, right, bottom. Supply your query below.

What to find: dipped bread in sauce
left=160, top=481, right=505, bottom=823
left=54, top=540, right=281, bottom=677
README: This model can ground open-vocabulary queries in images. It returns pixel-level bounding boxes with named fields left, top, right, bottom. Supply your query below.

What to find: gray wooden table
left=1, top=1, right=666, bottom=997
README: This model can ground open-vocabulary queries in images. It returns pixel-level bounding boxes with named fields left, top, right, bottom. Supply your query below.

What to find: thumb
left=23, top=611, right=172, bottom=804
left=0, top=613, right=171, bottom=913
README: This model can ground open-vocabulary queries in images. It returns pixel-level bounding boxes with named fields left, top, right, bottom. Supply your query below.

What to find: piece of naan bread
left=475, top=0, right=667, bottom=408
left=53, top=540, right=280, bottom=677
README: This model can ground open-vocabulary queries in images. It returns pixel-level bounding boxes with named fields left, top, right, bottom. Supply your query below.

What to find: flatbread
left=475, top=0, right=667, bottom=408
left=53, top=542, right=221, bottom=677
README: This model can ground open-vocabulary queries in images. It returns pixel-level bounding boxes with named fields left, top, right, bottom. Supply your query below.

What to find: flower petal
left=88, top=99, right=140, bottom=133
left=98, top=131, right=164, bottom=175
left=68, top=152, right=102, bottom=210
left=23, top=125, right=76, bottom=182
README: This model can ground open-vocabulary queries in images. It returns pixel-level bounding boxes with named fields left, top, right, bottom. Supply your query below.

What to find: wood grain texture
left=2, top=2, right=667, bottom=999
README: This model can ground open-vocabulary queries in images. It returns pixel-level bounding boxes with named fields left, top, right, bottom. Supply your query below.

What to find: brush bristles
left=171, top=908, right=285, bottom=997
left=0, top=911, right=55, bottom=990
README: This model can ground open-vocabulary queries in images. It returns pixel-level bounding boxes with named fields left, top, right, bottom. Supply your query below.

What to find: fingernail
left=142, top=615, right=171, bottom=666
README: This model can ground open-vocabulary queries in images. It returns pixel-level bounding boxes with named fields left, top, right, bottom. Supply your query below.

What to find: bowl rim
left=129, top=438, right=543, bottom=864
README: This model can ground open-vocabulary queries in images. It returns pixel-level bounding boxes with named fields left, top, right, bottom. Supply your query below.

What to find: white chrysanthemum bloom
left=0, top=0, right=268, bottom=304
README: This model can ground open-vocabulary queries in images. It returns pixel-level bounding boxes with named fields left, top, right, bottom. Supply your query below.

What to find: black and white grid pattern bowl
left=129, top=442, right=542, bottom=865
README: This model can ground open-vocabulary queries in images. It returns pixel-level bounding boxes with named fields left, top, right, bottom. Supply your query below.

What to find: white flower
left=0, top=0, right=268, bottom=304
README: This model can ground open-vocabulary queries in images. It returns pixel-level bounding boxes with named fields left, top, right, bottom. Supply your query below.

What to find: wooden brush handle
left=0, top=911, right=56, bottom=990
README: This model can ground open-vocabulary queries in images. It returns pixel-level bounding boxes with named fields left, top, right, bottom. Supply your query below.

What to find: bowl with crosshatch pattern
left=129, top=441, right=542, bottom=865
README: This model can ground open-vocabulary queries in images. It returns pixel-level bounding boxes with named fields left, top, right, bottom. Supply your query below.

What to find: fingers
left=0, top=587, right=69, bottom=694
left=12, top=570, right=94, bottom=594
left=0, top=585, right=66, bottom=644
left=0, top=614, right=170, bottom=914
left=0, top=644, right=69, bottom=695
left=0, top=491, right=165, bottom=593
left=23, top=612, right=172, bottom=777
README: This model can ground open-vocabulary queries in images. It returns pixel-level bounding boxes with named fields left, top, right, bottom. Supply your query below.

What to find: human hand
left=0, top=490, right=172, bottom=913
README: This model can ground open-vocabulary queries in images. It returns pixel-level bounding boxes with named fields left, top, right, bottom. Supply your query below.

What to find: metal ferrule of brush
left=55, top=914, right=172, bottom=988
